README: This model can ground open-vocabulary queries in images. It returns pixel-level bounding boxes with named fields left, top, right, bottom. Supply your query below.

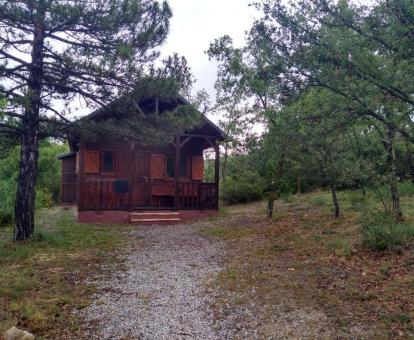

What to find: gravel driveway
left=80, top=222, right=225, bottom=339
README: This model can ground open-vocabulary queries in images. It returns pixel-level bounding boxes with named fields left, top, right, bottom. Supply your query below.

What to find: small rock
left=3, top=326, right=35, bottom=340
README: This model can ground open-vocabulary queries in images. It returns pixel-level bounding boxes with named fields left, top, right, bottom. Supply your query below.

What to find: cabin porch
left=77, top=178, right=219, bottom=211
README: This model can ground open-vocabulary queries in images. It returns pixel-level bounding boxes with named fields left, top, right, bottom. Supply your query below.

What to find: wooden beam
left=214, top=143, right=220, bottom=211
left=155, top=97, right=159, bottom=114
left=179, top=136, right=191, bottom=149
left=132, top=100, right=146, bottom=118
left=174, top=134, right=180, bottom=209
left=204, top=137, right=215, bottom=148
left=181, top=133, right=220, bottom=140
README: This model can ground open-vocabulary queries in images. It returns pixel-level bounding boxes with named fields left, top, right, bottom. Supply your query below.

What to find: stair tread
left=130, top=212, right=179, bottom=216
left=131, top=218, right=182, bottom=222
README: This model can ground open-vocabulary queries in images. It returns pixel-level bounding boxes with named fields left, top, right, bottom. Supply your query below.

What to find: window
left=166, top=156, right=175, bottom=177
left=84, top=151, right=100, bottom=174
left=150, top=154, right=165, bottom=179
left=102, top=152, right=114, bottom=173
left=166, top=156, right=188, bottom=178
left=179, top=157, right=188, bottom=177
left=191, top=156, right=204, bottom=180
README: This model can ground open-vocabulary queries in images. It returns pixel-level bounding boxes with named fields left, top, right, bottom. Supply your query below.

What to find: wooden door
left=130, top=153, right=150, bottom=207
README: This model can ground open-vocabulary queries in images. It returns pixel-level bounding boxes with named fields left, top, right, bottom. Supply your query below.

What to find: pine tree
left=0, top=0, right=179, bottom=241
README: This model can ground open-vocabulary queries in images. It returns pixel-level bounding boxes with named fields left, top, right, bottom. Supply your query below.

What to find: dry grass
left=204, top=193, right=414, bottom=338
left=0, top=207, right=132, bottom=338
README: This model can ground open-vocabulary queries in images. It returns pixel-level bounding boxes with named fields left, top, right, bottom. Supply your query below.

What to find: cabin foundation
left=77, top=209, right=218, bottom=224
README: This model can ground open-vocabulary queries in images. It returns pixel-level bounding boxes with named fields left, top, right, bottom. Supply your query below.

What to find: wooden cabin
left=58, top=95, right=224, bottom=224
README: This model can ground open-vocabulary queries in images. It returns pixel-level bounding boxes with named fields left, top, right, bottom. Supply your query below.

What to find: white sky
left=160, top=0, right=258, bottom=116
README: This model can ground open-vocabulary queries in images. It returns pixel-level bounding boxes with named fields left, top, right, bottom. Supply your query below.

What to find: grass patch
left=398, top=181, right=414, bottom=197
left=380, top=313, right=412, bottom=325
left=310, top=194, right=330, bottom=207
left=0, top=207, right=126, bottom=338
left=327, top=238, right=352, bottom=257
left=200, top=226, right=252, bottom=240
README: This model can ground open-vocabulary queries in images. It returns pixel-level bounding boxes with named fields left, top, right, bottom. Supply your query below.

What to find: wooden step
left=129, top=211, right=181, bottom=224
left=130, top=211, right=179, bottom=216
left=130, top=212, right=179, bottom=220
left=130, top=218, right=181, bottom=222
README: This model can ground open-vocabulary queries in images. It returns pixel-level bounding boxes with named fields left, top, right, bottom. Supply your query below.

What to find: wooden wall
left=60, top=156, right=77, bottom=204
left=70, top=137, right=216, bottom=210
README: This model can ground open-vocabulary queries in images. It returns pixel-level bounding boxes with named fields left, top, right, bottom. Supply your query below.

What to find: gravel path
left=80, top=222, right=225, bottom=339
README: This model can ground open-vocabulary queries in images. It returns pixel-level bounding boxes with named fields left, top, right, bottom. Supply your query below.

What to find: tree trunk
left=267, top=156, right=285, bottom=219
left=267, top=191, right=277, bottom=219
left=404, top=141, right=414, bottom=184
left=362, top=186, right=366, bottom=197
left=330, top=183, right=340, bottom=218
left=222, top=142, right=229, bottom=185
left=296, top=176, right=301, bottom=194
left=14, top=126, right=40, bottom=240
left=385, top=124, right=402, bottom=219
left=14, top=3, right=45, bottom=241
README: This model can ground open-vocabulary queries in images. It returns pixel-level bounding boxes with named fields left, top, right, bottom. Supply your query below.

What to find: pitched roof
left=79, top=94, right=224, bottom=140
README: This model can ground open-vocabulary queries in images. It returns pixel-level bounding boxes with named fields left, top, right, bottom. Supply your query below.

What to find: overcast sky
left=160, top=0, right=258, bottom=106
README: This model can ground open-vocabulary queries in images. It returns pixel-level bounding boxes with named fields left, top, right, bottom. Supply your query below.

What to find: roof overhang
left=57, top=151, right=77, bottom=160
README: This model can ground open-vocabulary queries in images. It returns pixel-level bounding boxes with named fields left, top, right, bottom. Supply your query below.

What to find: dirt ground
left=79, top=193, right=414, bottom=339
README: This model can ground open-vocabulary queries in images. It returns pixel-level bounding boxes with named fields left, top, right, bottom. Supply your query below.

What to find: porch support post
left=174, top=134, right=180, bottom=209
left=77, top=141, right=85, bottom=211
left=214, top=142, right=219, bottom=210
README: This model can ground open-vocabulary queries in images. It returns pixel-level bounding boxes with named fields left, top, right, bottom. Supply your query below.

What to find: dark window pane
left=166, top=157, right=187, bottom=177
left=115, top=179, right=129, bottom=193
left=166, top=157, right=175, bottom=177
left=179, top=157, right=187, bottom=177
left=103, top=152, right=114, bottom=173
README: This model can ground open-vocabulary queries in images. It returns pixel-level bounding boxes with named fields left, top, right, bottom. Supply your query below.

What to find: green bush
left=0, top=175, right=16, bottom=225
left=346, top=191, right=367, bottom=210
left=398, top=181, right=414, bottom=196
left=221, top=177, right=264, bottom=204
left=0, top=141, right=67, bottom=225
left=311, top=194, right=330, bottom=207
left=361, top=212, right=414, bottom=251
left=35, top=189, right=53, bottom=209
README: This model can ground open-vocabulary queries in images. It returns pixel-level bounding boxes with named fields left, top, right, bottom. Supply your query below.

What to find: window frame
left=101, top=151, right=115, bottom=175
left=84, top=150, right=100, bottom=174
left=165, top=156, right=188, bottom=178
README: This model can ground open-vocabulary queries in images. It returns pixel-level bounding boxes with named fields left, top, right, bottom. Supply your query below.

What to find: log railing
left=78, top=179, right=129, bottom=210
left=78, top=179, right=218, bottom=210
left=178, top=181, right=217, bottom=210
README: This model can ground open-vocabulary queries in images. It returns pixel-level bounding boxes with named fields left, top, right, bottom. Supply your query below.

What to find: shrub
left=0, top=178, right=16, bottom=225
left=398, top=181, right=414, bottom=196
left=0, top=141, right=67, bottom=225
left=311, top=194, right=329, bottom=207
left=360, top=212, right=414, bottom=251
left=346, top=191, right=366, bottom=210
left=0, top=209, right=13, bottom=226
left=35, top=189, right=54, bottom=209
left=280, top=193, right=293, bottom=203
left=221, top=177, right=264, bottom=204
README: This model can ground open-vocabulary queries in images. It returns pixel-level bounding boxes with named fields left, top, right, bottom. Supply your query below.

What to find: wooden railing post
left=77, top=141, right=85, bottom=210
left=174, top=135, right=180, bottom=209
left=214, top=143, right=220, bottom=210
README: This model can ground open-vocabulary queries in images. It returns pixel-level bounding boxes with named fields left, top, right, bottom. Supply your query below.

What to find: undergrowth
left=360, top=211, right=414, bottom=252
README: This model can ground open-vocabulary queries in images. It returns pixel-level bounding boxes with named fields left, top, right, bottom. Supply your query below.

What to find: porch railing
left=78, top=179, right=218, bottom=210
left=178, top=181, right=218, bottom=210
